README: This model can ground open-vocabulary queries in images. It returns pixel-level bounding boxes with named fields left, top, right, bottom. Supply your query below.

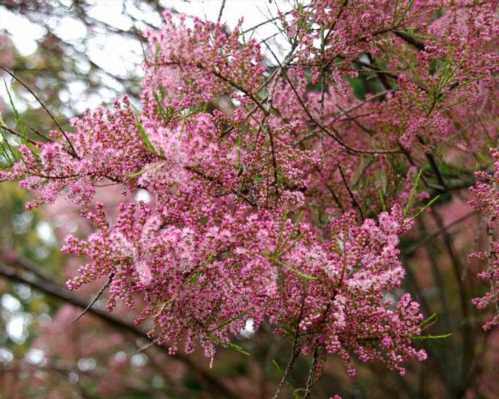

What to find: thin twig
left=217, top=0, right=226, bottom=24
left=262, top=43, right=399, bottom=155
left=0, top=123, right=39, bottom=146
left=185, top=165, right=257, bottom=207
left=72, top=273, right=114, bottom=323
left=303, top=347, right=320, bottom=399
left=404, top=211, right=478, bottom=256
left=0, top=66, right=79, bottom=158
left=240, top=6, right=307, bottom=36
left=338, top=165, right=364, bottom=220
left=272, top=299, right=305, bottom=399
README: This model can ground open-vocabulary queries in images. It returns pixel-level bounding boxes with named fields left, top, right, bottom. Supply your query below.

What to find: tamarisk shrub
left=1, top=0, right=497, bottom=391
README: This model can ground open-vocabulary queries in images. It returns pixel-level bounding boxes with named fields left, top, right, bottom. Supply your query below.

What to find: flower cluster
left=2, top=0, right=497, bottom=382
left=470, top=149, right=499, bottom=330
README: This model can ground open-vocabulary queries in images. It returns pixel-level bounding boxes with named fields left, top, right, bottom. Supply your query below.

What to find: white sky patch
left=174, top=0, right=294, bottom=56
left=131, top=353, right=148, bottom=367
left=78, top=357, right=97, bottom=371
left=36, top=221, right=57, bottom=246
left=2, top=0, right=296, bottom=113
left=1, top=293, right=21, bottom=313
left=68, top=371, right=79, bottom=384
left=26, top=348, right=45, bottom=365
left=240, top=318, right=255, bottom=338
left=67, top=81, right=88, bottom=100
left=52, top=16, right=88, bottom=42
left=0, top=8, right=45, bottom=56
left=86, top=33, right=143, bottom=78
left=12, top=211, right=33, bottom=234
left=0, top=348, right=14, bottom=363
left=58, top=0, right=73, bottom=7
left=88, top=1, right=134, bottom=30
left=173, top=0, right=293, bottom=30
left=6, top=313, right=31, bottom=343
left=15, top=284, right=32, bottom=301
left=135, top=189, right=151, bottom=203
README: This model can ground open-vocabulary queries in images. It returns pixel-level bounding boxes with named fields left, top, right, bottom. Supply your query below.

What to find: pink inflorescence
left=2, top=0, right=497, bottom=379
left=469, top=149, right=499, bottom=330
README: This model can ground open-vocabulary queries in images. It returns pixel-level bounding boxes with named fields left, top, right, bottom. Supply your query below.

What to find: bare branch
left=72, top=272, right=114, bottom=323
left=217, top=0, right=227, bottom=24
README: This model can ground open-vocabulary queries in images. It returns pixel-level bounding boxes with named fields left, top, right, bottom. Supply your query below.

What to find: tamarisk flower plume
left=1, top=0, right=497, bottom=384
left=470, top=149, right=499, bottom=330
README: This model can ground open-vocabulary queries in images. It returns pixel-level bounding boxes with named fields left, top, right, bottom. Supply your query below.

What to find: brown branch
left=404, top=211, right=478, bottom=256
left=72, top=272, right=114, bottom=323
left=267, top=125, right=280, bottom=199
left=394, top=30, right=426, bottom=51
left=0, top=261, right=238, bottom=399
left=0, top=123, right=50, bottom=145
left=185, top=165, right=257, bottom=207
left=265, top=46, right=399, bottom=155
left=430, top=209, right=474, bottom=381
left=271, top=299, right=305, bottom=399
left=303, top=347, right=320, bottom=399
left=217, top=0, right=227, bottom=24
left=338, top=165, right=364, bottom=220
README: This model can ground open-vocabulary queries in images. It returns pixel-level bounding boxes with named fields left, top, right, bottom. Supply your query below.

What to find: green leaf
left=0, top=128, right=17, bottom=166
left=272, top=359, right=283, bottom=373
left=4, top=79, right=19, bottom=120
left=288, top=266, right=318, bottom=281
left=226, top=342, right=250, bottom=356
left=210, top=312, right=246, bottom=333
left=205, top=332, right=250, bottom=356
left=410, top=194, right=441, bottom=221
left=404, top=168, right=423, bottom=216
left=135, top=115, right=158, bottom=155
left=412, top=333, right=452, bottom=341
left=347, top=76, right=366, bottom=99
left=378, top=189, right=387, bottom=212
left=420, top=312, right=438, bottom=330
left=154, top=91, right=176, bottom=122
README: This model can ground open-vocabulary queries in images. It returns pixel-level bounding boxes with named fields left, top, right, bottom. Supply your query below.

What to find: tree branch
left=0, top=261, right=238, bottom=399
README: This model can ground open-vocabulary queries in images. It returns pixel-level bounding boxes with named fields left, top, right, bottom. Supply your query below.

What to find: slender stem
left=430, top=209, right=474, bottom=396
left=261, top=39, right=399, bottom=155
left=271, top=332, right=301, bottom=399
left=303, top=347, right=320, bottom=399
left=217, top=0, right=226, bottom=24
left=185, top=165, right=257, bottom=207
left=72, top=272, right=114, bottom=323
left=404, top=211, right=477, bottom=256
left=338, top=165, right=364, bottom=220
left=272, top=299, right=305, bottom=399
left=0, top=66, right=79, bottom=158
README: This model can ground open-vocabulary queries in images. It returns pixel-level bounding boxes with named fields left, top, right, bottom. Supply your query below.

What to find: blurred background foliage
left=0, top=1, right=497, bottom=399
